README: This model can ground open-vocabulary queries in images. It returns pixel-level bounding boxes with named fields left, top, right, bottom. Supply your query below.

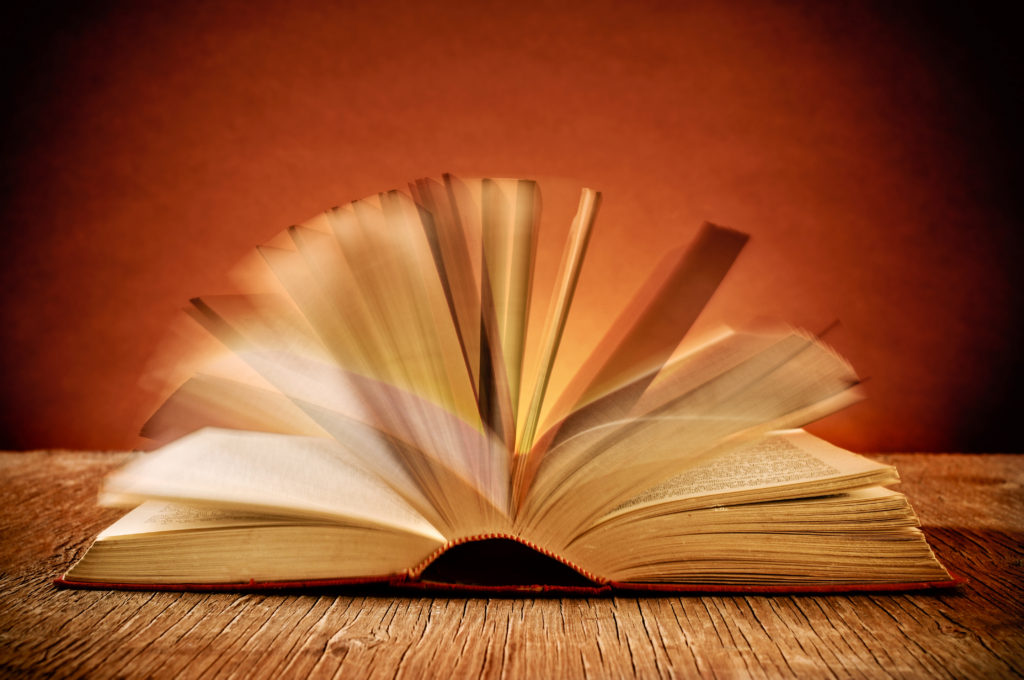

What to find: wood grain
left=1, top=452, right=1022, bottom=678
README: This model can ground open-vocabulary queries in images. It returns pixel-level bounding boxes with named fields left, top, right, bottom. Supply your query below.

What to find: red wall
left=2, top=1, right=1020, bottom=452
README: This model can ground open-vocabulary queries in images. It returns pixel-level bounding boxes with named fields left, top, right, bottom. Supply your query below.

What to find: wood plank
left=1, top=451, right=1022, bottom=678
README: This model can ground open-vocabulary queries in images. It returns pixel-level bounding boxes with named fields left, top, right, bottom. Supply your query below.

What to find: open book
left=60, top=176, right=953, bottom=592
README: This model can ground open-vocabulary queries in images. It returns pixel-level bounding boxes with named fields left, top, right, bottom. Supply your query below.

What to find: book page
left=517, top=331, right=870, bottom=548
left=187, top=295, right=510, bottom=535
left=98, top=501, right=307, bottom=539
left=410, top=177, right=541, bottom=452
left=481, top=178, right=539, bottom=421
left=539, top=223, right=748, bottom=440
left=71, top=500, right=446, bottom=585
left=141, top=373, right=331, bottom=444
left=612, top=430, right=896, bottom=513
left=535, top=331, right=777, bottom=459
left=513, top=188, right=600, bottom=496
left=565, top=485, right=948, bottom=585
left=103, top=428, right=445, bottom=542
left=410, top=177, right=503, bottom=443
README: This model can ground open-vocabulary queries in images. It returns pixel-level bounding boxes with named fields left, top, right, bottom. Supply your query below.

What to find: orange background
left=2, top=1, right=1020, bottom=452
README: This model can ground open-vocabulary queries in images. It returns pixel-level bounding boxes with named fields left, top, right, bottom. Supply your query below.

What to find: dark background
left=1, top=0, right=1021, bottom=452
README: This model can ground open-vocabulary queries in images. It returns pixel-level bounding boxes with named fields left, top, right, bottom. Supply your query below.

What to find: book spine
left=406, top=532, right=608, bottom=584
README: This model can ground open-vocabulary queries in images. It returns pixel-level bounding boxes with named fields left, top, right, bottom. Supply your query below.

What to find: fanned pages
left=60, top=176, right=954, bottom=592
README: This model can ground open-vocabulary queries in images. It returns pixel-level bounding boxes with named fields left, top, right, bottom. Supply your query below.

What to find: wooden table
left=1, top=451, right=1021, bottom=678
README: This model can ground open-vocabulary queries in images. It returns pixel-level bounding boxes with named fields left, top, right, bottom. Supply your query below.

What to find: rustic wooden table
left=1, top=451, right=1021, bottom=678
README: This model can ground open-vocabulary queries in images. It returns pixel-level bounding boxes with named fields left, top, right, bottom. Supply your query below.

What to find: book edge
left=53, top=573, right=965, bottom=595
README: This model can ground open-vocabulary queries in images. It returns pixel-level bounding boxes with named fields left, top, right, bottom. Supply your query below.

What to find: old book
left=59, top=176, right=954, bottom=592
